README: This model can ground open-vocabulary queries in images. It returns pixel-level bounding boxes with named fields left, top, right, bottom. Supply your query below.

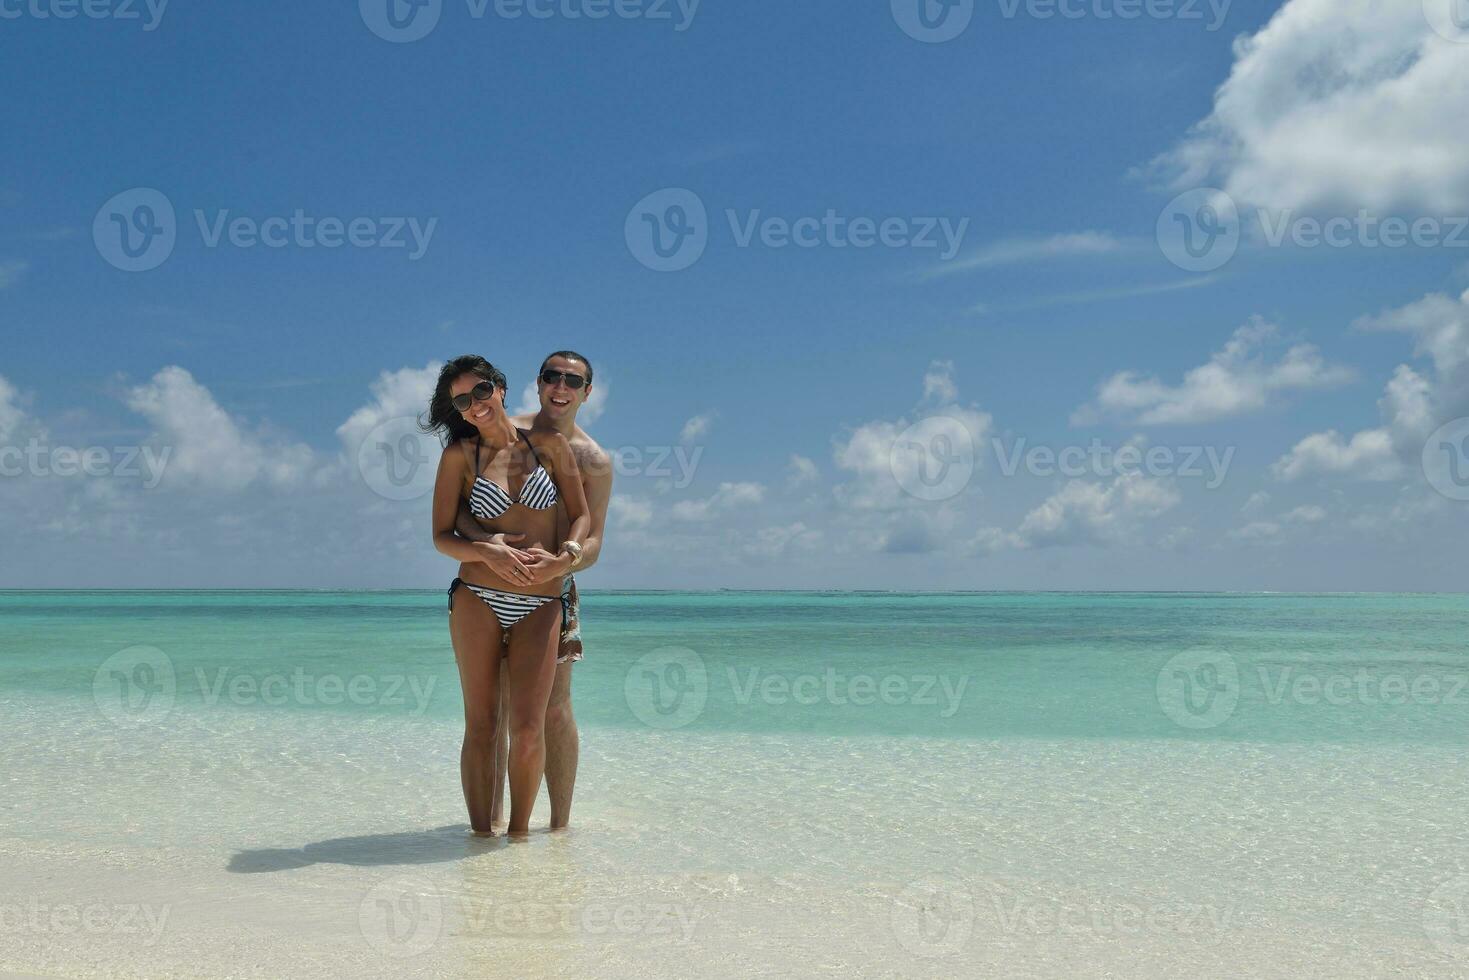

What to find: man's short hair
left=540, top=350, right=593, bottom=384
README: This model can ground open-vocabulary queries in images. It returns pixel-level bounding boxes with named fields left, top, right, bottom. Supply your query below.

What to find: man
left=455, top=350, right=611, bottom=831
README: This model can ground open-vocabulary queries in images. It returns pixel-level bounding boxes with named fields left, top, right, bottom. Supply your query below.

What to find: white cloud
left=127, top=367, right=314, bottom=491
left=680, top=413, right=714, bottom=444
left=922, top=361, right=958, bottom=405
left=928, top=231, right=1128, bottom=278
left=975, top=473, right=1180, bottom=553
left=834, top=361, right=992, bottom=510
left=1274, top=289, right=1469, bottom=482
left=1076, top=318, right=1352, bottom=426
left=671, top=481, right=765, bottom=522
left=336, top=362, right=439, bottom=456
left=1228, top=502, right=1327, bottom=543
left=1272, top=427, right=1400, bottom=482
left=1242, top=491, right=1271, bottom=514
left=1147, top=0, right=1469, bottom=213
left=608, top=496, right=653, bottom=529
left=787, top=454, right=819, bottom=486
left=0, top=374, right=35, bottom=442
left=741, top=522, right=822, bottom=559
left=1013, top=473, right=1180, bottom=549
left=1282, top=504, right=1327, bottom=524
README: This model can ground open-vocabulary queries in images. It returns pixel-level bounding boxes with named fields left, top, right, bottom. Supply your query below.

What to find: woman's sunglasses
left=450, top=381, right=498, bottom=413
left=540, top=370, right=586, bottom=390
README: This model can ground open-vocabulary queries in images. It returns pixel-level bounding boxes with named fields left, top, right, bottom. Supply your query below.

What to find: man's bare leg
left=489, top=662, right=509, bottom=829
left=544, top=660, right=578, bottom=829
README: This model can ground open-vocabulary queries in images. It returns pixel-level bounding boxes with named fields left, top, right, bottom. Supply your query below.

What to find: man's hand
left=472, top=540, right=536, bottom=586
left=520, top=547, right=572, bottom=586
left=455, top=500, right=528, bottom=549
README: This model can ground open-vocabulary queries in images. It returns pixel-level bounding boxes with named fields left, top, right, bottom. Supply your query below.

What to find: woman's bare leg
left=490, top=663, right=509, bottom=828
left=450, top=586, right=506, bottom=834
left=503, top=600, right=561, bottom=835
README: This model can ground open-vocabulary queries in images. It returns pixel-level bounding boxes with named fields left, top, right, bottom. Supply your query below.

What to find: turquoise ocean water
left=4, top=590, right=1468, bottom=740
left=4, top=591, right=1469, bottom=978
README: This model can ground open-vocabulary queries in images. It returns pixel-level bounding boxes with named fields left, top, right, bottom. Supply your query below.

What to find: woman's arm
left=432, top=443, right=534, bottom=583
left=521, top=432, right=590, bottom=584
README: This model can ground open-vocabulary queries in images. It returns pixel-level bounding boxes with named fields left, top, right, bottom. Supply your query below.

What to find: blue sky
left=2, top=0, right=1468, bottom=590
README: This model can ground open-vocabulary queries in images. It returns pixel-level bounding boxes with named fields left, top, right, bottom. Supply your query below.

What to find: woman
left=426, top=355, right=590, bottom=836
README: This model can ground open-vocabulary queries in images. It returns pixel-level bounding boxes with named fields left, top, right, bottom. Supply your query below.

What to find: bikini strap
left=474, top=437, right=482, bottom=474
left=519, top=429, right=546, bottom=470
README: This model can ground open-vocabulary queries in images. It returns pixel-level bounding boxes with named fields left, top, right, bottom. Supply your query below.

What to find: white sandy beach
left=5, top=693, right=1469, bottom=978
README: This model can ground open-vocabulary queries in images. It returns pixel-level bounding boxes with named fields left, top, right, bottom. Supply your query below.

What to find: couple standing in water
left=427, top=351, right=612, bottom=837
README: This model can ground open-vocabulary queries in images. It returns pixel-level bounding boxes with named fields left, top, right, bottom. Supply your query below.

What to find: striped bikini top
left=468, top=431, right=558, bottom=520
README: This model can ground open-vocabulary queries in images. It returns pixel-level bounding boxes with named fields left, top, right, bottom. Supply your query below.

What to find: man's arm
left=454, top=500, right=503, bottom=544
left=572, top=447, right=613, bottom=573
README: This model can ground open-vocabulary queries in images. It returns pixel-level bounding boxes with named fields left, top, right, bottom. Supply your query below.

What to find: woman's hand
left=520, top=547, right=572, bottom=586
left=473, top=540, right=535, bottom=586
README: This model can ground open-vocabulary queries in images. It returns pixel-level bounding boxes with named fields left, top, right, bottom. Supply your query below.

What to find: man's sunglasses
left=450, top=381, right=498, bottom=413
left=540, top=370, right=586, bottom=390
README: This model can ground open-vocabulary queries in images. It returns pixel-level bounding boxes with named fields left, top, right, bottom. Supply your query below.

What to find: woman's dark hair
left=422, top=355, right=508, bottom=446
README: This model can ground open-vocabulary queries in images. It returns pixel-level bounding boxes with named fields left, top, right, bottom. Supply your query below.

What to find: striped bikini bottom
left=448, top=578, right=571, bottom=630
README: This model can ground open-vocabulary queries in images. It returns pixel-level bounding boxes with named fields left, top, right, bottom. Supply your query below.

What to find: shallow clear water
left=3, top=591, right=1469, bottom=978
